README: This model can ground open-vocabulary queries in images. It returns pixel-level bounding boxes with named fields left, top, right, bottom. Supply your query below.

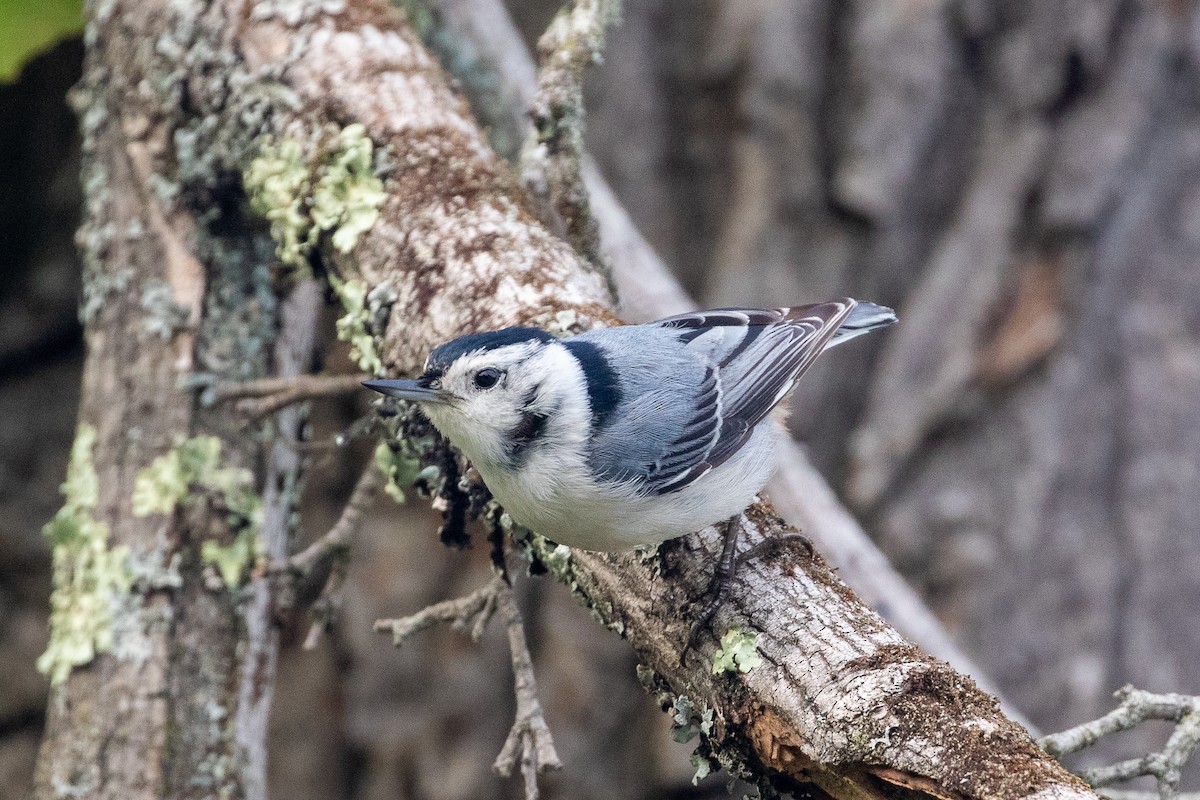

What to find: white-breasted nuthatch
left=365, top=299, right=895, bottom=553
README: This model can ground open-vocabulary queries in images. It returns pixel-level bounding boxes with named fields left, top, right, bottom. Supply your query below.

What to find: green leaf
left=0, top=0, right=84, bottom=84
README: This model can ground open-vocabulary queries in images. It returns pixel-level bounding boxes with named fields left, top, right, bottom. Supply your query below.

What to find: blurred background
left=2, top=0, right=1199, bottom=797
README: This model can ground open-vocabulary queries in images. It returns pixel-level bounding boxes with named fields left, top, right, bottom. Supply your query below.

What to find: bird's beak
left=362, top=379, right=454, bottom=405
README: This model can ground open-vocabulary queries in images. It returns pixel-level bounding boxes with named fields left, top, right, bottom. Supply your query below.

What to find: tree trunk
left=31, top=2, right=315, bottom=796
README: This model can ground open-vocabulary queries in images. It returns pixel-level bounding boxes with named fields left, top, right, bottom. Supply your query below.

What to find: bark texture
left=31, top=2, right=313, bottom=797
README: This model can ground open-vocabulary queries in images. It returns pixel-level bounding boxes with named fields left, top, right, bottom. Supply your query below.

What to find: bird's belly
left=482, top=424, right=779, bottom=551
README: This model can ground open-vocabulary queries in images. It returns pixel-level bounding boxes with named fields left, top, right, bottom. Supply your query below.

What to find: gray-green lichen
left=711, top=627, right=762, bottom=675
left=132, top=436, right=262, bottom=588
left=141, top=280, right=194, bottom=339
left=312, top=123, right=388, bottom=253
left=80, top=265, right=134, bottom=325
left=37, top=423, right=133, bottom=685
left=671, top=695, right=715, bottom=743
left=330, top=276, right=389, bottom=374
left=670, top=695, right=720, bottom=785
left=374, top=440, right=425, bottom=503
left=243, top=123, right=386, bottom=271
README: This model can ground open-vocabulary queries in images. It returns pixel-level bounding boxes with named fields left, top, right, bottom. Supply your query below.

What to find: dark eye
left=473, top=368, right=503, bottom=389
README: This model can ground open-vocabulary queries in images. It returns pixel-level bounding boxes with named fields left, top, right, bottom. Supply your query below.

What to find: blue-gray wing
left=640, top=301, right=858, bottom=494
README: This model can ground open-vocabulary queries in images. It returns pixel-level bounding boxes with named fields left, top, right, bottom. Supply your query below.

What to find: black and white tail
left=828, top=300, right=897, bottom=348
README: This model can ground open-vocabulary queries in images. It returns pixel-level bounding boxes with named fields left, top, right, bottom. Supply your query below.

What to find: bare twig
left=287, top=463, right=383, bottom=575
left=374, top=573, right=506, bottom=645
left=211, top=373, right=370, bottom=416
left=274, top=463, right=381, bottom=647
left=373, top=568, right=561, bottom=799
left=302, top=556, right=348, bottom=650
left=1040, top=686, right=1200, bottom=799
left=520, top=0, right=621, bottom=291
left=492, top=581, right=562, bottom=795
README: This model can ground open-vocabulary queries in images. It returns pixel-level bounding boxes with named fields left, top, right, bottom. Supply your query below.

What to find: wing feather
left=640, top=301, right=856, bottom=495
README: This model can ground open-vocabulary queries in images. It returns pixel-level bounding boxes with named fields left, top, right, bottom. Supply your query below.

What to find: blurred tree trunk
left=568, top=0, right=1200, bottom=768
left=30, top=3, right=312, bottom=797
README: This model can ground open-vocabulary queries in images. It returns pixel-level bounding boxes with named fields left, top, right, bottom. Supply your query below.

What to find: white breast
left=481, top=422, right=779, bottom=551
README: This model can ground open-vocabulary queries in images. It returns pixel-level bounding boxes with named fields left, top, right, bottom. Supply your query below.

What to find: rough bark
left=158, top=1, right=1095, bottom=796
left=31, top=2, right=315, bottom=797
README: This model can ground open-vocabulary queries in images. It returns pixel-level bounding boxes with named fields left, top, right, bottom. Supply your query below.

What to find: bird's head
left=364, top=327, right=572, bottom=470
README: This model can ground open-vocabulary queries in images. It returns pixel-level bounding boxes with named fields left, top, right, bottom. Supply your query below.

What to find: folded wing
left=641, top=300, right=859, bottom=494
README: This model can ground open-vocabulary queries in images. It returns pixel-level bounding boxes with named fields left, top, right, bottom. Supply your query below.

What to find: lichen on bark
left=37, top=423, right=133, bottom=686
left=132, top=435, right=263, bottom=587
left=244, top=123, right=387, bottom=271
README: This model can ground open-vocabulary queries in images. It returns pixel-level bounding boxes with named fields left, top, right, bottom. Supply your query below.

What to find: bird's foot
left=737, top=532, right=814, bottom=565
left=680, top=525, right=813, bottom=666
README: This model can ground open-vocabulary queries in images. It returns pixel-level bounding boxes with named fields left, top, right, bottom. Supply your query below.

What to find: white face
left=419, top=342, right=549, bottom=469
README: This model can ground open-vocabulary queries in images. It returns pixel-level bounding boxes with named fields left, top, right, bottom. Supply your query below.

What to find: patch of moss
left=37, top=423, right=133, bottom=685
left=132, top=436, right=262, bottom=587
left=711, top=626, right=762, bottom=675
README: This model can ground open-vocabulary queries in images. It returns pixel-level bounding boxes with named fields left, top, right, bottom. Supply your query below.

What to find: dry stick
left=374, top=574, right=505, bottom=645
left=282, top=464, right=382, bottom=648
left=287, top=463, right=383, bottom=575
left=212, top=373, right=371, bottom=416
left=1040, top=686, right=1200, bottom=800
left=421, top=0, right=1011, bottom=712
left=372, top=570, right=562, bottom=800
left=492, top=582, right=563, bottom=796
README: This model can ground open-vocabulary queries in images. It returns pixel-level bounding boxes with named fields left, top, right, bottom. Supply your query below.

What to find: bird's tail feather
left=827, top=300, right=897, bottom=347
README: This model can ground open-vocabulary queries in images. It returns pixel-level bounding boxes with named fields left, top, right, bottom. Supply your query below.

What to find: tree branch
left=209, top=373, right=370, bottom=417
left=520, top=0, right=620, bottom=289
left=286, top=462, right=382, bottom=576
left=491, top=582, right=563, bottom=793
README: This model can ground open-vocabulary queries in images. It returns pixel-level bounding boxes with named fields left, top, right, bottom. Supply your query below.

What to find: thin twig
left=303, top=556, right=348, bottom=650
left=374, top=573, right=506, bottom=645
left=372, top=567, right=561, bottom=799
left=211, top=373, right=370, bottom=416
left=1040, top=686, right=1200, bottom=799
left=275, top=463, right=381, bottom=646
left=287, top=463, right=383, bottom=575
left=520, top=0, right=621, bottom=294
left=492, top=581, right=562, bottom=796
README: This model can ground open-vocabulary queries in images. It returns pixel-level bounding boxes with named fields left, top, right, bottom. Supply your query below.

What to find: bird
left=365, top=299, right=895, bottom=648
